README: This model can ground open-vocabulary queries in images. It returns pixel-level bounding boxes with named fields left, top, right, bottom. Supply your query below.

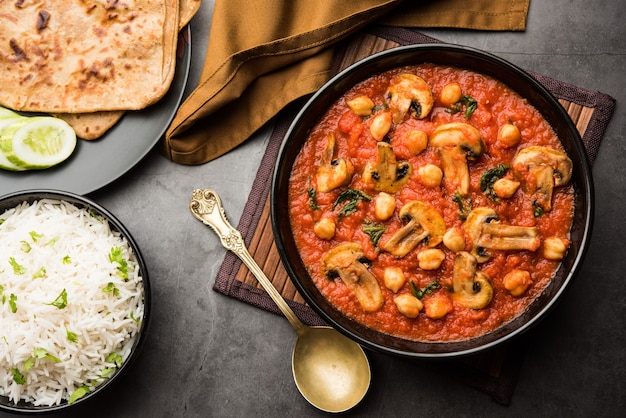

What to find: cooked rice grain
left=0, top=199, right=144, bottom=406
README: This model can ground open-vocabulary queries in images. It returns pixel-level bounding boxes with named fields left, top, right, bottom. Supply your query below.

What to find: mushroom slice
left=321, top=243, right=383, bottom=312
left=316, top=132, right=354, bottom=193
left=450, top=251, right=493, bottom=310
left=429, top=122, right=485, bottom=196
left=385, top=73, right=434, bottom=123
left=381, top=201, right=445, bottom=258
left=512, top=146, right=573, bottom=211
left=362, top=141, right=412, bottom=193
left=464, top=207, right=540, bottom=263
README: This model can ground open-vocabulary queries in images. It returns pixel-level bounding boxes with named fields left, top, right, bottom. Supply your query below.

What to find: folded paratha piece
left=0, top=0, right=179, bottom=113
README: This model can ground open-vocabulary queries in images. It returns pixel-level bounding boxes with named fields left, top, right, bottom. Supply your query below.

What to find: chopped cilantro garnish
left=11, top=368, right=25, bottom=385
left=480, top=164, right=510, bottom=200
left=109, top=247, right=129, bottom=279
left=45, top=289, right=68, bottom=309
left=362, top=221, right=386, bottom=246
left=532, top=200, right=545, bottom=217
left=409, top=280, right=441, bottom=299
left=446, top=94, right=478, bottom=119
left=29, top=230, right=43, bottom=242
left=130, top=311, right=140, bottom=324
left=33, top=266, right=47, bottom=279
left=45, top=236, right=59, bottom=246
left=9, top=257, right=26, bottom=275
left=62, top=255, right=72, bottom=264
left=66, top=329, right=78, bottom=343
left=307, top=187, right=321, bottom=210
left=105, top=352, right=123, bottom=368
left=332, top=188, right=371, bottom=217
left=9, top=293, right=17, bottom=313
left=33, top=348, right=61, bottom=363
left=103, top=282, right=120, bottom=296
left=20, top=241, right=31, bottom=253
left=452, top=192, right=473, bottom=220
left=68, top=386, right=90, bottom=404
left=23, top=357, right=35, bottom=372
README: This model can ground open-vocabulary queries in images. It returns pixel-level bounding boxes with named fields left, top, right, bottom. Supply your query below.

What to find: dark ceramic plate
left=0, top=27, right=191, bottom=196
left=271, top=44, right=594, bottom=358
left=0, top=190, right=151, bottom=414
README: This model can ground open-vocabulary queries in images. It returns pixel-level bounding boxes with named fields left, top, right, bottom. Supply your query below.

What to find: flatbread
left=53, top=111, right=125, bottom=140
left=49, top=0, right=202, bottom=141
left=180, top=0, right=202, bottom=28
left=0, top=0, right=179, bottom=113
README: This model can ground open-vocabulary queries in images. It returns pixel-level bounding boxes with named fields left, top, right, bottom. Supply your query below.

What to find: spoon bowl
left=190, top=189, right=370, bottom=412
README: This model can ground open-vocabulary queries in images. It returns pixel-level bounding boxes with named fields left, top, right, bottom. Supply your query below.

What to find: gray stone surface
left=2, top=1, right=624, bottom=416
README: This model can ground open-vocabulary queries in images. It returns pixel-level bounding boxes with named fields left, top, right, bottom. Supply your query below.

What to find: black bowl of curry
left=271, top=44, right=593, bottom=357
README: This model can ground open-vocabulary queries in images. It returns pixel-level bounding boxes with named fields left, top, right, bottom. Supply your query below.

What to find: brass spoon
left=190, top=189, right=371, bottom=413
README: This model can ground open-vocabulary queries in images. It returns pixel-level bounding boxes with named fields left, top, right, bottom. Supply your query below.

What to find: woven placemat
left=213, top=26, right=616, bottom=405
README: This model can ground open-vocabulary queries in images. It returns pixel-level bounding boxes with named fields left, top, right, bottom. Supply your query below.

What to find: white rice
left=0, top=199, right=144, bottom=406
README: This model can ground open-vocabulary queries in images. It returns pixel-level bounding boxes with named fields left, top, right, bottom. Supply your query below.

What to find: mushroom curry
left=288, top=64, right=574, bottom=342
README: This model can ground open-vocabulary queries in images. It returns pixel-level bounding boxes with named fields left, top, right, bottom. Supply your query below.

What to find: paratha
left=53, top=111, right=125, bottom=140
left=0, top=0, right=179, bottom=113
left=52, top=0, right=201, bottom=140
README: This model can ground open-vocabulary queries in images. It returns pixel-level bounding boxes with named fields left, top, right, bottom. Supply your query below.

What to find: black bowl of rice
left=0, top=190, right=150, bottom=414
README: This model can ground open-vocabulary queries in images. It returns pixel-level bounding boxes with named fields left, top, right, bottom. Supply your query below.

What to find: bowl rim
left=270, top=43, right=594, bottom=358
left=0, top=189, right=151, bottom=413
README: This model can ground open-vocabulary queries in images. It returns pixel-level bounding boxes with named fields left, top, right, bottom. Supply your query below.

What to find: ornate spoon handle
left=190, top=189, right=305, bottom=331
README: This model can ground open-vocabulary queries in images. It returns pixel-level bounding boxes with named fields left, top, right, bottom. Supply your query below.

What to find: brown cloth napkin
left=161, top=0, right=530, bottom=164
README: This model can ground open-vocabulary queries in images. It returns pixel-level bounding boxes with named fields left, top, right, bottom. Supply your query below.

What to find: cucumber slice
left=0, top=117, right=27, bottom=171
left=0, top=117, right=76, bottom=170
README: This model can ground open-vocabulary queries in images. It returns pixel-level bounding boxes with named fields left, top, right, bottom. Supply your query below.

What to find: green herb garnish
left=9, top=293, right=17, bottom=313
left=11, top=368, right=25, bottom=385
left=45, top=289, right=68, bottom=309
left=62, top=255, right=72, bottom=264
left=66, top=329, right=78, bottom=343
left=109, top=247, right=129, bottom=280
left=307, top=187, right=321, bottom=211
left=9, top=257, right=26, bottom=275
left=452, top=191, right=473, bottom=220
left=32, top=266, right=47, bottom=279
left=409, top=280, right=441, bottom=299
left=103, top=282, right=120, bottom=297
left=446, top=94, right=478, bottom=119
left=33, top=348, right=61, bottom=363
left=20, top=241, right=31, bottom=253
left=480, top=164, right=510, bottom=200
left=68, top=386, right=90, bottom=404
left=362, top=221, right=386, bottom=246
left=105, top=352, right=123, bottom=368
left=332, top=188, right=371, bottom=217
left=532, top=200, right=545, bottom=217
left=29, top=230, right=43, bottom=242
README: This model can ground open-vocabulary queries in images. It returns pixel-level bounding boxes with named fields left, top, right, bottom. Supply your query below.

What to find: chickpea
left=313, top=217, right=335, bottom=240
left=503, top=269, right=532, bottom=297
left=417, top=248, right=445, bottom=270
left=424, top=293, right=453, bottom=319
left=346, top=95, right=375, bottom=116
left=498, top=123, right=521, bottom=147
left=543, top=237, right=568, bottom=260
left=493, top=178, right=520, bottom=199
left=440, top=82, right=463, bottom=106
left=384, top=267, right=406, bottom=293
left=394, top=293, right=423, bottom=318
left=369, top=111, right=392, bottom=141
left=417, top=164, right=443, bottom=188
left=374, top=192, right=396, bottom=221
left=443, top=227, right=465, bottom=252
left=403, top=129, right=428, bottom=155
